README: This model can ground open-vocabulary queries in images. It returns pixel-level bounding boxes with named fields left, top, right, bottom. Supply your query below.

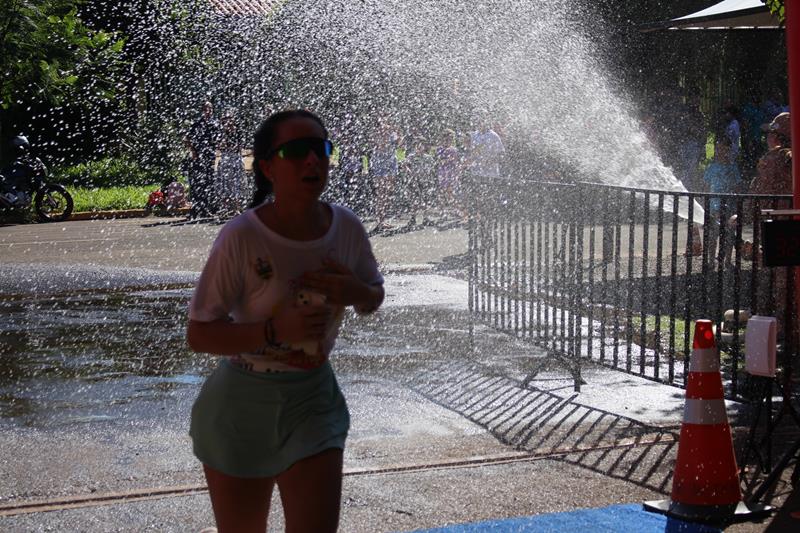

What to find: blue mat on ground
left=408, top=503, right=722, bottom=532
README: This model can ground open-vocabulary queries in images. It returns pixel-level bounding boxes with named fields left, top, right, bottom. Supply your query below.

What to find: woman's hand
left=298, top=258, right=376, bottom=308
left=272, top=301, right=333, bottom=343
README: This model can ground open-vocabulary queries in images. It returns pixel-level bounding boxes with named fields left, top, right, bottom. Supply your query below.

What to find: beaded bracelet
left=263, top=318, right=276, bottom=345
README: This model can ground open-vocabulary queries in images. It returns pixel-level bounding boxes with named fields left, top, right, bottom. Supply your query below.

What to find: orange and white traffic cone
left=644, top=320, right=769, bottom=524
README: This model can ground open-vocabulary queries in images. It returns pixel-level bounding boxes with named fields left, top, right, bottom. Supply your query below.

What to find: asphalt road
left=0, top=215, right=785, bottom=532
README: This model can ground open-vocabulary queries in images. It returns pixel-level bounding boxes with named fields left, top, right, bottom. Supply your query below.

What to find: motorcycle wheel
left=34, top=184, right=74, bottom=222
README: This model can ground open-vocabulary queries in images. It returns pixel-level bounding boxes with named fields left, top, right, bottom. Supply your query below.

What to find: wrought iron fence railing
left=467, top=180, right=794, bottom=399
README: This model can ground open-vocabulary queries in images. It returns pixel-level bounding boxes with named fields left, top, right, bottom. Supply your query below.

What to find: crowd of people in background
left=327, top=113, right=505, bottom=235
left=326, top=114, right=508, bottom=236
left=180, top=87, right=791, bottom=233
left=180, top=100, right=513, bottom=232
left=640, top=86, right=792, bottom=260
left=642, top=86, right=791, bottom=196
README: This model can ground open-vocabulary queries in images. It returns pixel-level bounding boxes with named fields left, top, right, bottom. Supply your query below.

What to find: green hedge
left=68, top=185, right=161, bottom=212
left=51, top=157, right=181, bottom=189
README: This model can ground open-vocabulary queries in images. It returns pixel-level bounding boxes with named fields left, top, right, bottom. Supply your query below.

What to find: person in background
left=709, top=112, right=792, bottom=262
left=739, top=91, right=766, bottom=178
left=738, top=112, right=793, bottom=340
left=185, top=101, right=220, bottom=218
left=187, top=109, right=384, bottom=532
left=0, top=134, right=45, bottom=207
left=751, top=112, right=792, bottom=196
left=675, top=90, right=706, bottom=191
left=468, top=116, right=505, bottom=204
left=702, top=136, right=742, bottom=261
left=704, top=137, right=743, bottom=211
left=335, top=141, right=367, bottom=216
left=725, top=112, right=792, bottom=245
left=215, top=110, right=246, bottom=217
left=436, top=128, right=463, bottom=218
left=401, top=134, right=436, bottom=230
left=721, top=104, right=741, bottom=170
left=369, top=120, right=399, bottom=235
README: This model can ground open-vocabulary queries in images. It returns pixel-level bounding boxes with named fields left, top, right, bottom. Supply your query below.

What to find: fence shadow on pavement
left=405, top=359, right=678, bottom=496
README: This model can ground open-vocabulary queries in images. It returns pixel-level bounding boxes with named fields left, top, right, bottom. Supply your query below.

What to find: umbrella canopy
left=641, top=0, right=781, bottom=31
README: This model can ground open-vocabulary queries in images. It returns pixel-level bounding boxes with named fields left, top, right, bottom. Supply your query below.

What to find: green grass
left=630, top=314, right=743, bottom=369
left=631, top=314, right=694, bottom=358
left=68, top=185, right=160, bottom=212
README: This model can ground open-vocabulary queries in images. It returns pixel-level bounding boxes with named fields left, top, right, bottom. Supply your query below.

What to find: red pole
left=789, top=0, right=799, bottom=206
left=788, top=0, right=800, bottom=350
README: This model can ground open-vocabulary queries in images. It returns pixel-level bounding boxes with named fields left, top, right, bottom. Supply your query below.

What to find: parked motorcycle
left=0, top=135, right=73, bottom=223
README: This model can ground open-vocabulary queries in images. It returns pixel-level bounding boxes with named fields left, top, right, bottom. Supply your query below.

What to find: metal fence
left=467, top=180, right=794, bottom=398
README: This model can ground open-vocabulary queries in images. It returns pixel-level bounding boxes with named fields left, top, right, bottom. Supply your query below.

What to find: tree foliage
left=0, top=0, right=128, bottom=164
left=0, top=1, right=125, bottom=110
left=763, top=0, right=785, bottom=23
left=0, top=0, right=790, bottom=174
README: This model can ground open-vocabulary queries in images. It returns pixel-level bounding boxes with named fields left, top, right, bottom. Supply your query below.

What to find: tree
left=0, top=1, right=126, bottom=162
left=763, top=0, right=785, bottom=23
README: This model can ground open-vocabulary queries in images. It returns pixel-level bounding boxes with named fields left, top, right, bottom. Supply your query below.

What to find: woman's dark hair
left=249, top=109, right=329, bottom=208
left=722, top=104, right=739, bottom=119
left=715, top=135, right=732, bottom=148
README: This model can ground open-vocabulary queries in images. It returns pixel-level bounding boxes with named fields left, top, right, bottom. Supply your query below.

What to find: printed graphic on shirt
left=255, top=256, right=273, bottom=280
left=243, top=286, right=331, bottom=371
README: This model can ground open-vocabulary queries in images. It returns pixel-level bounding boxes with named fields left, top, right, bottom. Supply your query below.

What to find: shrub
left=51, top=156, right=182, bottom=189
left=68, top=185, right=159, bottom=212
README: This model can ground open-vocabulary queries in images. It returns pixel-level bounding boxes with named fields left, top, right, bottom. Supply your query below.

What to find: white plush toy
left=291, top=290, right=327, bottom=355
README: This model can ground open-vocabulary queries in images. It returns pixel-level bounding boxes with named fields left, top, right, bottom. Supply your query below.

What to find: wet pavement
left=0, top=215, right=786, bottom=531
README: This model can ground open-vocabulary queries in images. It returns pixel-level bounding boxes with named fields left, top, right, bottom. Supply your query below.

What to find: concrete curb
left=68, top=207, right=190, bottom=221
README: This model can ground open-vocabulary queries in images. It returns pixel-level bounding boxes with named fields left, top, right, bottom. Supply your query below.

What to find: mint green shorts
left=190, top=359, right=350, bottom=478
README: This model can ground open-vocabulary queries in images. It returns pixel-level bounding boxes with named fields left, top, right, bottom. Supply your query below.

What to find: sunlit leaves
left=0, top=2, right=126, bottom=110
left=762, top=0, right=785, bottom=23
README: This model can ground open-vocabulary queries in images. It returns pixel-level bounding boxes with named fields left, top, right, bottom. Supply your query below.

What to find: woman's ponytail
left=249, top=159, right=272, bottom=208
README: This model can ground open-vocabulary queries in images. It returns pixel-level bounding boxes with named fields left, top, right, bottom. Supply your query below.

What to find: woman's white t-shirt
left=189, top=203, right=383, bottom=372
